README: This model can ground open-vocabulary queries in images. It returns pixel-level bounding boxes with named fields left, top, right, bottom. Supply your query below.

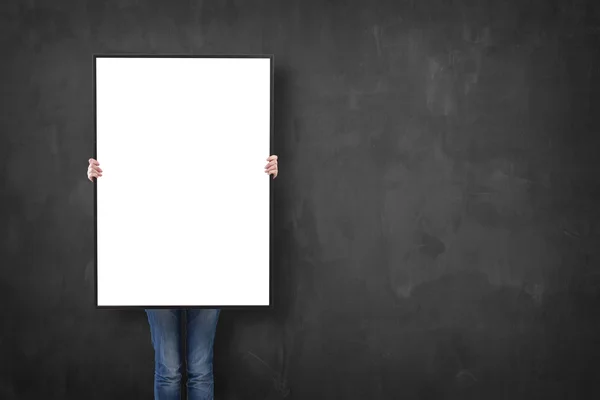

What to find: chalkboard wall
left=1, top=0, right=600, bottom=399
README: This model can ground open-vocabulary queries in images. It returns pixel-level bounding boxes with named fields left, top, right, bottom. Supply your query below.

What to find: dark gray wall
left=1, top=0, right=599, bottom=399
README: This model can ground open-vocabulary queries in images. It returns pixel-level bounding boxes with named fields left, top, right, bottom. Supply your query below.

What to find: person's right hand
left=87, top=158, right=102, bottom=182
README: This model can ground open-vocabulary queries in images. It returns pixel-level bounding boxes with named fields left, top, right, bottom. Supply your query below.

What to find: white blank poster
left=95, top=56, right=272, bottom=307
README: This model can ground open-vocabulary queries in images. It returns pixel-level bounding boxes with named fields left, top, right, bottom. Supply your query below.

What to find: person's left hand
left=265, top=155, right=278, bottom=179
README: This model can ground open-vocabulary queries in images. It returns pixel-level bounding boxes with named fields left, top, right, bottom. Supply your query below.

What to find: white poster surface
left=95, top=56, right=272, bottom=307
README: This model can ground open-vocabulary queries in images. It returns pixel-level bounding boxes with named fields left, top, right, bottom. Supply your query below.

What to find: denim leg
left=146, top=309, right=182, bottom=400
left=186, top=309, right=221, bottom=400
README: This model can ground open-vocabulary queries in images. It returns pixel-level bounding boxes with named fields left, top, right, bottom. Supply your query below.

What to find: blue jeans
left=145, top=309, right=220, bottom=400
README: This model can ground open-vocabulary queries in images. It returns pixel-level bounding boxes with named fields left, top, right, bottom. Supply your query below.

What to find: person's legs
left=186, top=309, right=221, bottom=400
left=146, top=309, right=183, bottom=400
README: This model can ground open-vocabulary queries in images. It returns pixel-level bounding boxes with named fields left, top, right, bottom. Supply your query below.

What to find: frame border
left=93, top=53, right=275, bottom=310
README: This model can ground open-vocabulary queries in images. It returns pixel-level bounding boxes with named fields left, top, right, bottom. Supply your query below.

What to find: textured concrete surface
left=1, top=0, right=599, bottom=399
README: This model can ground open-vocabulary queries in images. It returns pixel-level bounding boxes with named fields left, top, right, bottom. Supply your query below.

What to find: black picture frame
left=93, top=53, right=275, bottom=310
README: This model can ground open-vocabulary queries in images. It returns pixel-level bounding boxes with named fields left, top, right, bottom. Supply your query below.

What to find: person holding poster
left=87, top=155, right=279, bottom=399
